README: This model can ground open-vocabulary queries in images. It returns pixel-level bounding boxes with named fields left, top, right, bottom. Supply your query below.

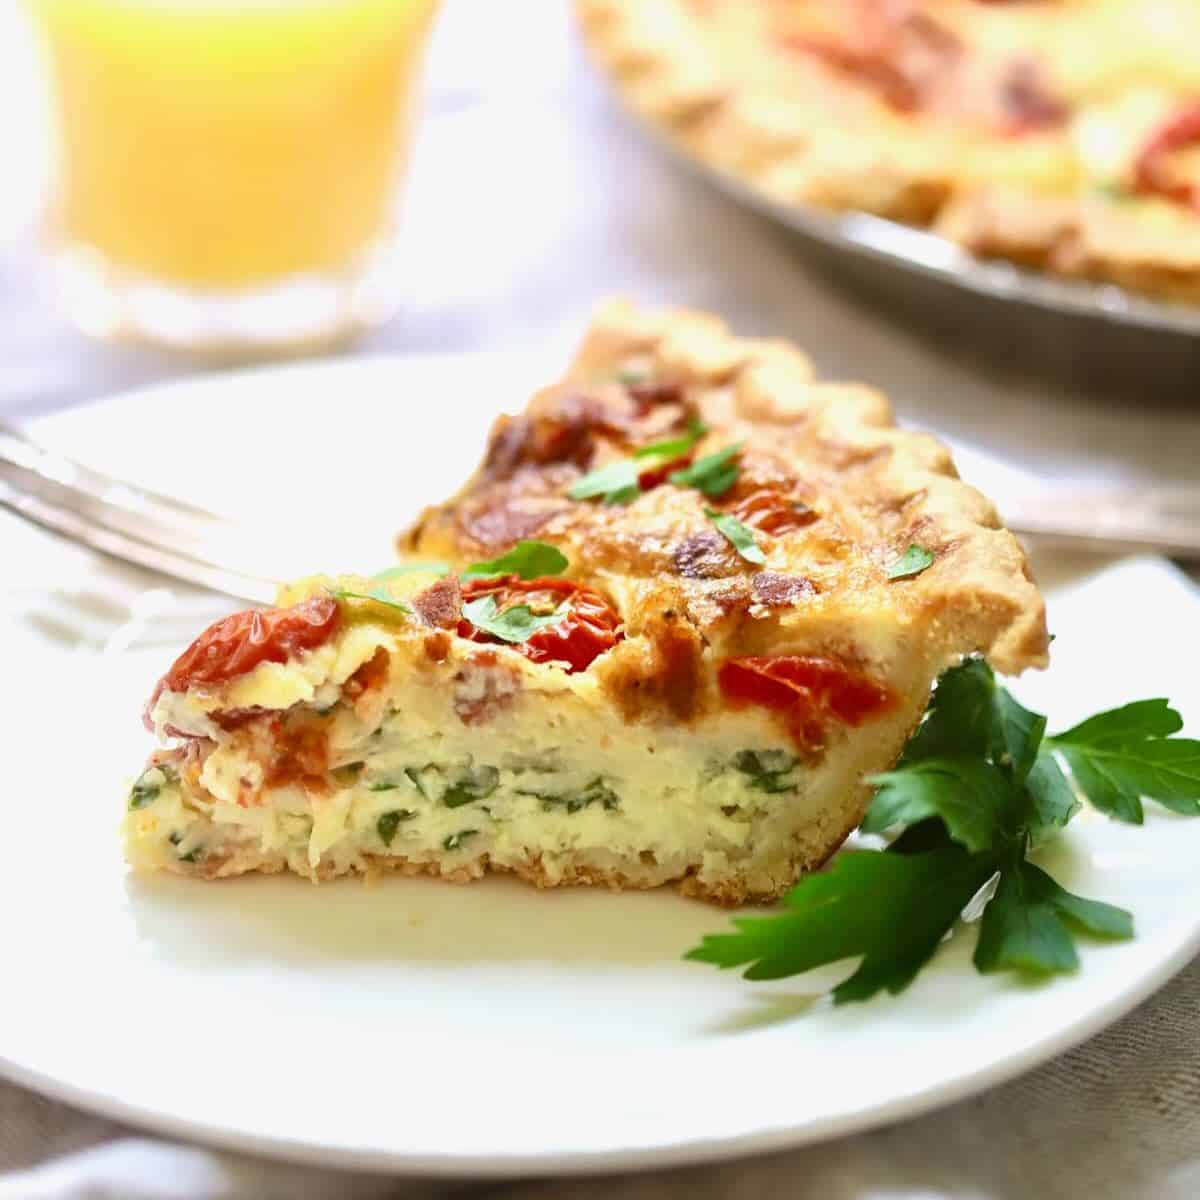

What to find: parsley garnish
left=1044, top=700, right=1200, bottom=824
left=669, top=443, right=742, bottom=497
left=443, top=830, right=477, bottom=852
left=461, top=594, right=568, bottom=644
left=704, top=507, right=766, bottom=565
left=686, top=657, right=1200, bottom=1003
left=568, top=420, right=708, bottom=505
left=887, top=545, right=935, bottom=580
left=329, top=587, right=412, bottom=617
left=461, top=540, right=568, bottom=581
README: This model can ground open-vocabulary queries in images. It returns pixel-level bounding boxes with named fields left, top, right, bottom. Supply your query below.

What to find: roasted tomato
left=145, top=597, right=340, bottom=726
left=729, top=487, right=818, bottom=536
left=1133, top=102, right=1200, bottom=211
left=457, top=575, right=622, bottom=673
left=718, top=655, right=895, bottom=748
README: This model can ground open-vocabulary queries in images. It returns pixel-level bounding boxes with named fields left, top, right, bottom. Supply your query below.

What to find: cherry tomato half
left=1134, top=102, right=1200, bottom=211
left=729, top=487, right=818, bottom=536
left=458, top=575, right=622, bottom=673
left=718, top=655, right=895, bottom=748
left=145, top=596, right=340, bottom=723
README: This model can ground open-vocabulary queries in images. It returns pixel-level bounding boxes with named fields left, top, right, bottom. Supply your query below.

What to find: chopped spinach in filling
left=128, top=764, right=177, bottom=811
left=732, top=750, right=802, bottom=795
left=376, top=809, right=417, bottom=847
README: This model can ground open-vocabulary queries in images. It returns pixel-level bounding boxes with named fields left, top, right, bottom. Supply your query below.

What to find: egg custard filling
left=124, top=302, right=1048, bottom=904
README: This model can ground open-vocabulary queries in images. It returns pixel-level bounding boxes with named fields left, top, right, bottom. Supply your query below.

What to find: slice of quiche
left=126, top=301, right=1048, bottom=904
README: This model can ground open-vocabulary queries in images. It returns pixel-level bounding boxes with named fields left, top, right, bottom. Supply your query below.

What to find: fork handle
left=1003, top=485, right=1200, bottom=561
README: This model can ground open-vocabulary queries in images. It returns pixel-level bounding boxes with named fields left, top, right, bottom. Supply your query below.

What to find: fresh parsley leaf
left=991, top=688, right=1046, bottom=782
left=865, top=758, right=1018, bottom=854
left=669, top=443, right=742, bottom=497
left=567, top=459, right=642, bottom=505
left=372, top=563, right=449, bottom=580
left=329, top=587, right=412, bottom=618
left=686, top=654, right=1195, bottom=1006
left=631, top=418, right=707, bottom=461
left=902, top=657, right=1043, bottom=784
left=687, top=847, right=995, bottom=1002
left=568, top=421, right=707, bottom=505
left=704, top=507, right=765, bottom=564
left=887, top=545, right=935, bottom=581
left=1025, top=752, right=1081, bottom=840
left=902, top=657, right=996, bottom=764
left=974, top=859, right=1132, bottom=976
left=461, top=594, right=568, bottom=644
left=1045, top=700, right=1200, bottom=822
left=461, top=540, right=568, bottom=582
left=1051, top=699, right=1183, bottom=744
left=376, top=809, right=415, bottom=847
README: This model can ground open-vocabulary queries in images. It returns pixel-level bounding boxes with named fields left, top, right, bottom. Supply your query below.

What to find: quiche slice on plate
left=125, top=302, right=1047, bottom=904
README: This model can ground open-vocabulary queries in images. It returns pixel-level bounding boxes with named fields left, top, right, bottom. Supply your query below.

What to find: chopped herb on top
left=568, top=420, right=708, bottom=505
left=669, top=443, right=742, bottom=498
left=686, top=657, right=1200, bottom=1004
left=462, top=540, right=568, bottom=582
left=704, top=507, right=766, bottom=565
left=461, top=593, right=569, bottom=644
left=328, top=586, right=412, bottom=617
left=887, top=545, right=935, bottom=581
left=443, top=830, right=478, bottom=852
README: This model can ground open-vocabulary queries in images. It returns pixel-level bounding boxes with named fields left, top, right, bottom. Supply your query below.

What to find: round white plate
left=4, top=355, right=1200, bottom=1176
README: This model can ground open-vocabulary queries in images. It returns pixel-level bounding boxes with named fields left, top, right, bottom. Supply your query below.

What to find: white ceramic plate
left=4, top=355, right=1199, bottom=1177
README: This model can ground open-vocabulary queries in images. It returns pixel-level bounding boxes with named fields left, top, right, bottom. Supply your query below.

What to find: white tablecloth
left=1, top=2, right=1198, bottom=1196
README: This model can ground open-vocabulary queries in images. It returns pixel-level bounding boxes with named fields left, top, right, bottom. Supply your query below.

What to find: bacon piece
left=998, top=58, right=1068, bottom=135
left=412, top=575, right=463, bottom=629
left=751, top=572, right=818, bottom=606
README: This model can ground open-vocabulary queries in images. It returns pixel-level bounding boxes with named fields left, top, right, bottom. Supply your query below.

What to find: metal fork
left=3, top=420, right=1200, bottom=605
left=0, top=421, right=277, bottom=603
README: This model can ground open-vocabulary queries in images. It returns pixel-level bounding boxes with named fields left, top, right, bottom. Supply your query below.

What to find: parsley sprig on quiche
left=127, top=302, right=1047, bottom=903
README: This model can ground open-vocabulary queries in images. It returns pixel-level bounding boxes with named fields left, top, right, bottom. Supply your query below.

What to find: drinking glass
left=27, top=0, right=440, bottom=353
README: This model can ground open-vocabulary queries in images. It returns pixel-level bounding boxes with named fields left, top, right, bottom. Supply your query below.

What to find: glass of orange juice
left=27, top=0, right=440, bottom=353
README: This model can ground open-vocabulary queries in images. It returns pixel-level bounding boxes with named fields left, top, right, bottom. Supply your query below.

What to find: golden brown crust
left=575, top=0, right=1200, bottom=303
left=404, top=298, right=1048, bottom=677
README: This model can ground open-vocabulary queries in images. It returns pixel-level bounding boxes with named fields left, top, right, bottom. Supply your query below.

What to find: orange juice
left=31, top=0, right=438, bottom=297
